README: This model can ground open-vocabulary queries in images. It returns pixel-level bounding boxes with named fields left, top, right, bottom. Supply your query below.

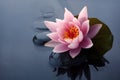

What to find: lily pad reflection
left=49, top=51, right=109, bottom=80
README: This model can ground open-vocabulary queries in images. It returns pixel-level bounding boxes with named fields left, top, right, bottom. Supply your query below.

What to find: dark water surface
left=0, top=0, right=120, bottom=80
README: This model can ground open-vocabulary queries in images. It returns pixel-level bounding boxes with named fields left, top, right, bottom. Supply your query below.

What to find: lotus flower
left=44, top=6, right=102, bottom=58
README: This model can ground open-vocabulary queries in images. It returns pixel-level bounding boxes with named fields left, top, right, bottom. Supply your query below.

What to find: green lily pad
left=87, top=18, right=113, bottom=59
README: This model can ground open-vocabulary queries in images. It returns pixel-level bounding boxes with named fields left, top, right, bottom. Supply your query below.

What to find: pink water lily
left=44, top=6, right=102, bottom=58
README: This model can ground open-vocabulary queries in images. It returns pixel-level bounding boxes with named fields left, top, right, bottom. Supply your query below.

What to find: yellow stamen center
left=63, top=26, right=79, bottom=40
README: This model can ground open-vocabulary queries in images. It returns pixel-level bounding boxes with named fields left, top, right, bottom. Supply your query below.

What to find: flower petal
left=53, top=44, right=69, bottom=53
left=78, top=6, right=88, bottom=24
left=56, top=18, right=62, bottom=23
left=81, top=37, right=93, bottom=48
left=57, top=27, right=64, bottom=40
left=81, top=20, right=90, bottom=36
left=69, top=47, right=81, bottom=58
left=44, top=40, right=60, bottom=47
left=57, top=21, right=69, bottom=41
left=88, top=24, right=102, bottom=38
left=78, top=31, right=84, bottom=42
left=58, top=39, right=67, bottom=44
left=64, top=8, right=74, bottom=21
left=73, top=18, right=81, bottom=27
left=64, top=39, right=72, bottom=43
left=47, top=32, right=59, bottom=42
left=56, top=18, right=63, bottom=27
left=44, top=21, right=57, bottom=32
left=68, top=37, right=79, bottom=49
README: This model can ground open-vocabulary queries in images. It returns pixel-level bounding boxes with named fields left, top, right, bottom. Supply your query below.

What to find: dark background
left=0, top=0, right=120, bottom=80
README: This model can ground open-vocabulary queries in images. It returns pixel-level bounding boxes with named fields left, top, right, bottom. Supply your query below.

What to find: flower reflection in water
left=49, top=51, right=109, bottom=80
